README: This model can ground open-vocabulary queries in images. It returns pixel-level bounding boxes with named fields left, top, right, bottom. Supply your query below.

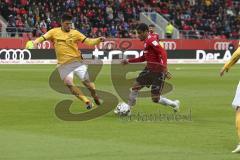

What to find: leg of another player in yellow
left=232, top=82, right=240, bottom=153
left=236, top=107, right=240, bottom=141
left=232, top=107, right=240, bottom=153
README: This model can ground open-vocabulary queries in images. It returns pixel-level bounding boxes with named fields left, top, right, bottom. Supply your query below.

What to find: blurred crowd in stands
left=0, top=0, right=239, bottom=39
left=0, top=0, right=146, bottom=38
left=149, top=0, right=240, bottom=39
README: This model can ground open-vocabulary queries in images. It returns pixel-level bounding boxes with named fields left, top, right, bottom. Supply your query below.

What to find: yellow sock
left=236, top=110, right=240, bottom=142
left=67, top=85, right=89, bottom=104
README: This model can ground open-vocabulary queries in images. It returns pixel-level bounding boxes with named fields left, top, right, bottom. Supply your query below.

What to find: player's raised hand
left=33, top=42, right=38, bottom=49
left=220, top=67, right=228, bottom=77
left=99, top=37, right=106, bottom=42
left=32, top=40, right=39, bottom=49
left=121, top=59, right=129, bottom=65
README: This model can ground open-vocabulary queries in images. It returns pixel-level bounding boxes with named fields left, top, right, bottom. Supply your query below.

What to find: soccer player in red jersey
left=121, top=23, right=180, bottom=112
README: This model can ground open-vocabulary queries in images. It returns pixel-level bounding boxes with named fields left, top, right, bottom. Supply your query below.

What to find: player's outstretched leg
left=83, top=80, right=101, bottom=105
left=159, top=96, right=180, bottom=112
left=151, top=94, right=180, bottom=112
left=151, top=83, right=180, bottom=112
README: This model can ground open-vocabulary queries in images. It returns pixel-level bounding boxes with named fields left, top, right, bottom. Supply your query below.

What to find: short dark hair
left=61, top=14, right=72, bottom=22
left=149, top=24, right=155, bottom=27
left=137, top=23, right=149, bottom=32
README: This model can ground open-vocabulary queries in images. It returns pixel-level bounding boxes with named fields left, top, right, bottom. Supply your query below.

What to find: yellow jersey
left=35, top=27, right=100, bottom=64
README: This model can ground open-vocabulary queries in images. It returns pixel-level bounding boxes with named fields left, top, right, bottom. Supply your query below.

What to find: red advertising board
left=0, top=38, right=239, bottom=50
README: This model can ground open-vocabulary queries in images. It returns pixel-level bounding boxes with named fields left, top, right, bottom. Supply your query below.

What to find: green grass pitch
left=0, top=64, right=240, bottom=160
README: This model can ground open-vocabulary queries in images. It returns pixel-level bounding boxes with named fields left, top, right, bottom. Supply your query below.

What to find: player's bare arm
left=220, top=46, right=240, bottom=76
left=82, top=36, right=106, bottom=46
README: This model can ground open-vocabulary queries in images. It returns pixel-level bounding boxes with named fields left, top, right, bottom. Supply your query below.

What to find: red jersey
left=128, top=34, right=167, bottom=72
left=149, top=32, right=160, bottom=41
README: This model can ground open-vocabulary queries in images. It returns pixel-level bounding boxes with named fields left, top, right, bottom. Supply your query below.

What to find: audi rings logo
left=97, top=41, right=117, bottom=50
left=38, top=41, right=51, bottom=49
left=96, top=40, right=132, bottom=51
left=162, top=41, right=177, bottom=50
left=214, top=42, right=230, bottom=50
left=0, top=49, right=31, bottom=61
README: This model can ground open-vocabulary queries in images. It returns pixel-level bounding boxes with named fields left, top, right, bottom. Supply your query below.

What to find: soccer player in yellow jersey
left=32, top=14, right=105, bottom=109
left=220, top=41, right=240, bottom=153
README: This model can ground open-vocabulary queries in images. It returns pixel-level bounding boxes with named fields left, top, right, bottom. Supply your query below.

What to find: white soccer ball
left=114, top=102, right=131, bottom=116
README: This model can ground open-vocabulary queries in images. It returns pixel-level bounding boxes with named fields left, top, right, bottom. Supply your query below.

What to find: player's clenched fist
left=99, top=37, right=106, bottom=42
left=121, top=59, right=129, bottom=65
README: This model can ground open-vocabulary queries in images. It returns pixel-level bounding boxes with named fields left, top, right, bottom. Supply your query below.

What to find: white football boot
left=172, top=100, right=180, bottom=112
left=232, top=144, right=240, bottom=153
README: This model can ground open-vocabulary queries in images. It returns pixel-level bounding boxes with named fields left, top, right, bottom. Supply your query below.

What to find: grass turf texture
left=0, top=64, right=239, bottom=160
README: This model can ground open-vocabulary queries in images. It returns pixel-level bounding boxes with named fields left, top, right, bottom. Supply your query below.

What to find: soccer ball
left=114, top=102, right=131, bottom=116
